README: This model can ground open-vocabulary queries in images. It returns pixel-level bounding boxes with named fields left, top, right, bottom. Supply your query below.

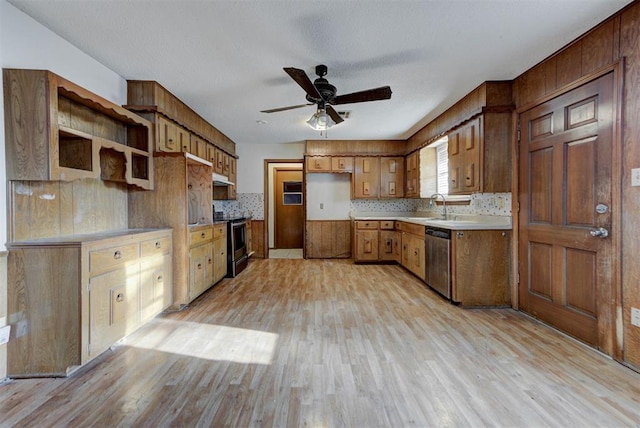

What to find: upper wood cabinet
left=156, top=115, right=179, bottom=152
left=448, top=117, right=480, bottom=194
left=353, top=157, right=380, bottom=198
left=3, top=69, right=153, bottom=190
left=405, top=151, right=420, bottom=198
left=447, top=112, right=511, bottom=195
left=306, top=156, right=353, bottom=173
left=380, top=157, right=404, bottom=198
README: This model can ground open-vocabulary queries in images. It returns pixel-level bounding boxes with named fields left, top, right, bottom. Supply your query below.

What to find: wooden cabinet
left=451, top=230, right=510, bottom=306
left=380, top=157, right=405, bottom=198
left=213, top=222, right=228, bottom=283
left=189, top=226, right=214, bottom=300
left=447, top=113, right=511, bottom=195
left=6, top=229, right=172, bottom=377
left=379, top=229, right=401, bottom=262
left=353, top=157, right=380, bottom=199
left=306, top=156, right=353, bottom=173
left=128, top=153, right=215, bottom=308
left=405, top=151, right=420, bottom=198
left=3, top=69, right=153, bottom=190
left=448, top=117, right=480, bottom=194
left=157, top=115, right=179, bottom=152
left=398, top=221, right=426, bottom=280
left=353, top=220, right=380, bottom=262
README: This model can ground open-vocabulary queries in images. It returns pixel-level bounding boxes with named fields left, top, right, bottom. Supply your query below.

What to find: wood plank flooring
left=1, top=259, right=639, bottom=427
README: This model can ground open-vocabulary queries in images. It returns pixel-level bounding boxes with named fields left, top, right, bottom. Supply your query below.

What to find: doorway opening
left=264, top=160, right=305, bottom=259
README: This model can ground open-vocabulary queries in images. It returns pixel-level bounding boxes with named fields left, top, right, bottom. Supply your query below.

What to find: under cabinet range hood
left=212, top=172, right=233, bottom=186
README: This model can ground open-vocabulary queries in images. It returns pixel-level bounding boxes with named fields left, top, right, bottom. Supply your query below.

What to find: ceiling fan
left=260, top=64, right=392, bottom=126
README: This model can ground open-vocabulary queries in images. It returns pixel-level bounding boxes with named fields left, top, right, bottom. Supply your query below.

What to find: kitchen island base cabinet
left=451, top=230, right=511, bottom=307
left=6, top=229, right=173, bottom=378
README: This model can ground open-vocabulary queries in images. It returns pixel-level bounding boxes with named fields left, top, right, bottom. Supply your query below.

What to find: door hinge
left=516, top=119, right=521, bottom=143
left=516, top=272, right=520, bottom=284
left=516, top=201, right=520, bottom=213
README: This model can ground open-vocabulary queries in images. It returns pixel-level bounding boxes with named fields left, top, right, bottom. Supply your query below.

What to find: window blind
left=436, top=142, right=449, bottom=194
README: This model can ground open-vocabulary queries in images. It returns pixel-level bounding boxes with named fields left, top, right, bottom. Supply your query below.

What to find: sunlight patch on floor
left=126, top=318, right=278, bottom=365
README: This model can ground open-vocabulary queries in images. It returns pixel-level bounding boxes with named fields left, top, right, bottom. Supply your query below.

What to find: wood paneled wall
left=305, top=140, right=406, bottom=156
left=305, top=221, right=351, bottom=259
left=9, top=180, right=128, bottom=242
left=0, top=252, right=7, bottom=381
left=512, top=1, right=640, bottom=369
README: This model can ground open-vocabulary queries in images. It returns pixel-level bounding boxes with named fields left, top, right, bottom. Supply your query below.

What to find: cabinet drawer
left=306, top=156, right=331, bottom=172
left=380, top=220, right=395, bottom=230
left=331, top=157, right=353, bottom=172
left=355, top=220, right=379, bottom=230
left=397, top=221, right=425, bottom=236
left=190, top=227, right=213, bottom=246
left=90, top=243, right=139, bottom=274
left=141, top=236, right=171, bottom=257
left=213, top=224, right=227, bottom=239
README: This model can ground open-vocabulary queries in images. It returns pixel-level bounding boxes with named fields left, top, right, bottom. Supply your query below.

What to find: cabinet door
left=140, top=254, right=172, bottom=323
left=410, top=235, right=426, bottom=280
left=355, top=230, right=379, bottom=261
left=306, top=156, right=331, bottom=172
left=214, top=148, right=224, bottom=174
left=222, top=152, right=231, bottom=177
left=405, top=152, right=420, bottom=198
left=452, top=230, right=510, bottom=306
left=177, top=126, right=191, bottom=153
left=331, top=157, right=353, bottom=172
left=214, top=236, right=227, bottom=282
left=189, top=244, right=208, bottom=300
left=448, top=118, right=481, bottom=194
left=157, top=116, right=178, bottom=152
left=380, top=157, right=404, bottom=198
left=89, top=266, right=139, bottom=358
left=191, top=135, right=207, bottom=159
left=401, top=232, right=410, bottom=268
left=379, top=230, right=399, bottom=261
left=353, top=157, right=380, bottom=198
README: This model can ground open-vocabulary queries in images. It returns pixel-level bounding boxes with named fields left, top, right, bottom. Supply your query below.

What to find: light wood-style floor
left=2, top=259, right=639, bottom=427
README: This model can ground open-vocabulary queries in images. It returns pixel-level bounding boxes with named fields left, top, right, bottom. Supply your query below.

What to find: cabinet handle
left=456, top=232, right=464, bottom=238
left=197, top=263, right=202, bottom=270
left=114, top=250, right=122, bottom=260
left=155, top=241, right=161, bottom=249
left=201, top=232, right=206, bottom=238
left=208, top=258, right=213, bottom=264
left=116, top=293, right=124, bottom=302
left=157, top=275, right=163, bottom=283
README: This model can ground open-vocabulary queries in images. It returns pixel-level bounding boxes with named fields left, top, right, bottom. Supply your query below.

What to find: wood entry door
left=518, top=72, right=615, bottom=349
left=274, top=169, right=303, bottom=249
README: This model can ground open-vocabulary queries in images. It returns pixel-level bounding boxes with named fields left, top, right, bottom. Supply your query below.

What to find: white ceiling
left=8, top=0, right=632, bottom=146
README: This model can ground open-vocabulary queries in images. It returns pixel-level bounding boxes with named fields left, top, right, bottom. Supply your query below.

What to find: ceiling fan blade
left=326, top=105, right=344, bottom=124
left=284, top=67, right=322, bottom=100
left=260, top=103, right=313, bottom=113
left=332, top=86, right=392, bottom=105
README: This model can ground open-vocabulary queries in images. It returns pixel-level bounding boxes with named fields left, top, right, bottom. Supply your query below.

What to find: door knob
left=590, top=227, right=609, bottom=238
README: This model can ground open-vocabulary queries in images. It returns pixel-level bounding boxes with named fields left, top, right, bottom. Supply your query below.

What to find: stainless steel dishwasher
left=425, top=226, right=451, bottom=299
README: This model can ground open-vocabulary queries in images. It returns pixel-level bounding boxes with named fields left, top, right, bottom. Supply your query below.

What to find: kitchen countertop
left=350, top=212, right=512, bottom=230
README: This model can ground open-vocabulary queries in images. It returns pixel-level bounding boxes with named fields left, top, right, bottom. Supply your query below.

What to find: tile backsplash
left=217, top=192, right=512, bottom=221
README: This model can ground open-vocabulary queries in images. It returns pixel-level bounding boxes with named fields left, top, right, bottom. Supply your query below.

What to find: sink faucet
left=430, top=193, right=447, bottom=219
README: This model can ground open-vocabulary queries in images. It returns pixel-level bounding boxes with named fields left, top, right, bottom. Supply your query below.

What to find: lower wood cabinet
left=451, top=230, right=511, bottom=306
left=189, top=225, right=214, bottom=301
left=213, top=222, right=227, bottom=283
left=398, top=222, right=426, bottom=281
left=6, top=228, right=172, bottom=377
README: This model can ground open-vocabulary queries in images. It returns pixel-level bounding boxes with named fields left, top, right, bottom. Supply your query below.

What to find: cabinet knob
left=114, top=250, right=122, bottom=260
left=157, top=275, right=163, bottom=283
left=155, top=241, right=161, bottom=249
left=197, top=263, right=202, bottom=270
left=116, top=293, right=124, bottom=302
left=201, top=232, right=206, bottom=238
left=208, top=258, right=213, bottom=264
left=456, top=232, right=464, bottom=238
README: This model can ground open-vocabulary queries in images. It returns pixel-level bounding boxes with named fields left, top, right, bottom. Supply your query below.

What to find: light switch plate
left=632, top=307, right=640, bottom=327
left=0, top=325, right=10, bottom=345
left=632, top=168, right=640, bottom=187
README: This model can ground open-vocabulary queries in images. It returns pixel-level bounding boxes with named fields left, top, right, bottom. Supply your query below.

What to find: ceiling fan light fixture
left=306, top=108, right=335, bottom=131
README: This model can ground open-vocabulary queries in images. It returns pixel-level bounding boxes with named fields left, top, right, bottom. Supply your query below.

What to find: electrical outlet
left=632, top=168, right=640, bottom=187
left=0, top=325, right=11, bottom=345
left=632, top=307, right=640, bottom=327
